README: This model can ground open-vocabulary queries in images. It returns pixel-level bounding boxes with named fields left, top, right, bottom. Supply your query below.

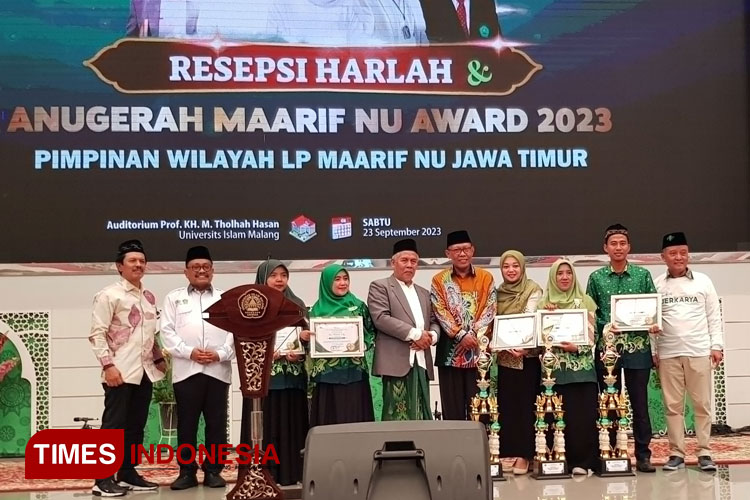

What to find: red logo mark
left=25, top=429, right=124, bottom=479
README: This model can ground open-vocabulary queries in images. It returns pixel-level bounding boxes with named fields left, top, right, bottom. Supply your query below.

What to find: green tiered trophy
left=470, top=328, right=504, bottom=480
left=531, top=333, right=570, bottom=479
left=596, top=323, right=635, bottom=476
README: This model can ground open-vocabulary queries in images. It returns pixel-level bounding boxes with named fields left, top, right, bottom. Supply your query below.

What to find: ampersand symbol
left=467, top=60, right=492, bottom=87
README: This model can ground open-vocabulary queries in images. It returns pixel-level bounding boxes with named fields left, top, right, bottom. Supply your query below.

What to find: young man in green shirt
left=586, top=224, right=660, bottom=473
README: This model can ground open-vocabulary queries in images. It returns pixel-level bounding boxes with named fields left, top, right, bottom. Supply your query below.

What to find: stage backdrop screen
left=1, top=0, right=748, bottom=263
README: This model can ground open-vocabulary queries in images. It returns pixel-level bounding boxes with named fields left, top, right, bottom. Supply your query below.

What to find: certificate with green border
left=537, top=309, right=588, bottom=346
left=310, top=317, right=364, bottom=358
left=611, top=294, right=661, bottom=332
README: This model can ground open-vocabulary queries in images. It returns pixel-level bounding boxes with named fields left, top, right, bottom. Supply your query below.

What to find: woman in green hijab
left=496, top=250, right=543, bottom=474
left=537, top=258, right=599, bottom=475
left=308, top=264, right=375, bottom=425
left=240, top=260, right=310, bottom=485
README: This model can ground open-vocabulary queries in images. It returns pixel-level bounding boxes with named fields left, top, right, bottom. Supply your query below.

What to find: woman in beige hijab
left=495, top=250, right=542, bottom=474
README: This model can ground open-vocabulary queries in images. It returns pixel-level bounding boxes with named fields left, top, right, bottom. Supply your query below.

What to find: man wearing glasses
left=431, top=230, right=496, bottom=420
left=160, top=246, right=235, bottom=490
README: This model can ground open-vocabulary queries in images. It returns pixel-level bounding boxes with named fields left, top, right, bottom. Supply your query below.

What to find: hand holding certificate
left=491, top=313, right=537, bottom=350
left=274, top=326, right=304, bottom=355
left=310, top=317, right=365, bottom=358
left=611, top=294, right=661, bottom=332
left=537, top=309, right=588, bottom=346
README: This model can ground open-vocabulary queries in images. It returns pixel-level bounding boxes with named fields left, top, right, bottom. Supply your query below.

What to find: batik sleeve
left=430, top=276, right=462, bottom=338
left=472, top=277, right=497, bottom=334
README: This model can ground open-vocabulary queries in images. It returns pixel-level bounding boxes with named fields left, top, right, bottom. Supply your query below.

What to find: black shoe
left=116, top=470, right=158, bottom=491
left=170, top=472, right=198, bottom=490
left=698, top=456, right=717, bottom=471
left=663, top=456, right=686, bottom=471
left=203, top=471, right=226, bottom=488
left=92, top=477, right=127, bottom=497
left=636, top=460, right=656, bottom=473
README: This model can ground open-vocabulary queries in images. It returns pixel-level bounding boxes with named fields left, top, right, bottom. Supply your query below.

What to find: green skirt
left=381, top=366, right=432, bottom=421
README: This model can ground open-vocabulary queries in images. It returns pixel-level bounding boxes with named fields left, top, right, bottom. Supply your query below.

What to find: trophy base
left=531, top=459, right=570, bottom=480
left=596, top=457, right=635, bottom=477
left=227, top=463, right=284, bottom=500
left=490, top=463, right=506, bottom=481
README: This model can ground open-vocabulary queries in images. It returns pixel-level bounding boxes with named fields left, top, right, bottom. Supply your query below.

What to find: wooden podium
left=203, top=285, right=306, bottom=500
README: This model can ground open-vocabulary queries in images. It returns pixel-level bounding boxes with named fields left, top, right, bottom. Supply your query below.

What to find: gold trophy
left=531, top=332, right=570, bottom=479
left=470, top=327, right=504, bottom=480
left=596, top=323, right=635, bottom=476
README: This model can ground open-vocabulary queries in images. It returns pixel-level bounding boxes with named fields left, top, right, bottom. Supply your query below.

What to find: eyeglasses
left=448, top=246, right=473, bottom=255
left=189, top=264, right=213, bottom=272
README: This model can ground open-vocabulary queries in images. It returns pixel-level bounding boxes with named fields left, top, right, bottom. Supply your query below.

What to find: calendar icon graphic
left=330, top=216, right=352, bottom=240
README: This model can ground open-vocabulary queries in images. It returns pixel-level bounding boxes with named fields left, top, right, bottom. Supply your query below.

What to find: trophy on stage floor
left=596, top=323, right=635, bottom=476
left=204, top=284, right=306, bottom=500
left=531, top=332, right=570, bottom=480
left=470, top=327, right=504, bottom=480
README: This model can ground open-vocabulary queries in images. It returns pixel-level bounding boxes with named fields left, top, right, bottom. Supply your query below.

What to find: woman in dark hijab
left=240, top=260, right=310, bottom=485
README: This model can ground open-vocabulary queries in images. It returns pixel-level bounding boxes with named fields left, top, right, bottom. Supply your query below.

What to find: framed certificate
left=491, top=313, right=537, bottom=350
left=611, top=294, right=661, bottom=331
left=274, top=326, right=304, bottom=355
left=537, top=309, right=589, bottom=346
left=310, top=317, right=365, bottom=358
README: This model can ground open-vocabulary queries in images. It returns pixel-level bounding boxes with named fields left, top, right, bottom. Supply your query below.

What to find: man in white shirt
left=360, top=0, right=428, bottom=45
left=160, top=246, right=235, bottom=490
left=368, top=239, right=439, bottom=419
left=89, top=239, right=165, bottom=496
left=193, top=0, right=274, bottom=40
left=653, top=232, right=723, bottom=472
left=268, top=0, right=368, bottom=46
left=268, top=0, right=427, bottom=46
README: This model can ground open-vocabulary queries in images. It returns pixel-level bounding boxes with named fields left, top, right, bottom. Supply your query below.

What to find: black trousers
left=498, top=358, right=541, bottom=459
left=309, top=380, right=374, bottom=427
left=173, top=373, right=229, bottom=474
left=101, top=373, right=152, bottom=474
left=546, top=383, right=599, bottom=471
left=260, top=389, right=309, bottom=485
left=437, top=366, right=478, bottom=421
left=596, top=360, right=653, bottom=461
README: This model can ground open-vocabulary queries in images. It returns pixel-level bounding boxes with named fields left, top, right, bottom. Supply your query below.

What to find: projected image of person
left=537, top=259, right=599, bottom=476
left=359, top=0, right=428, bottom=45
left=241, top=260, right=311, bottom=485
left=125, top=0, right=430, bottom=45
left=126, top=0, right=199, bottom=38
left=308, top=264, right=376, bottom=425
left=193, top=0, right=276, bottom=41
left=418, top=0, right=501, bottom=43
left=266, top=0, right=374, bottom=46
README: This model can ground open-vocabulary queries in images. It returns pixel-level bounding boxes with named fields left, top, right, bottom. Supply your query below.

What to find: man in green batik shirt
left=586, top=223, right=660, bottom=473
